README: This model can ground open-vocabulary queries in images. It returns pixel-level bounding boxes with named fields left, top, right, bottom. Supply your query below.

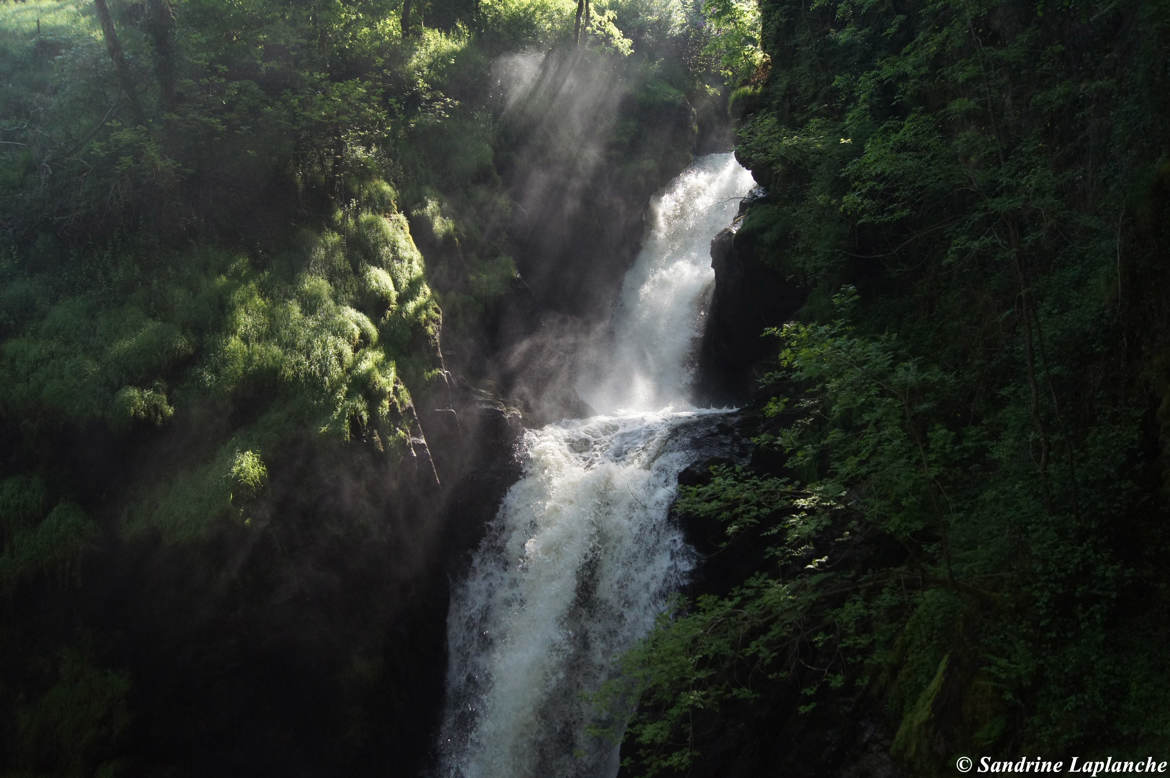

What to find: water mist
left=438, top=153, right=755, bottom=778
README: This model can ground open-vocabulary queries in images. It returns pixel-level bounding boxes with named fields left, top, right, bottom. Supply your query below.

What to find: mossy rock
left=892, top=653, right=963, bottom=775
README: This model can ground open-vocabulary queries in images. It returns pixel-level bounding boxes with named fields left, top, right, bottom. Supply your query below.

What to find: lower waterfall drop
left=438, top=153, right=755, bottom=778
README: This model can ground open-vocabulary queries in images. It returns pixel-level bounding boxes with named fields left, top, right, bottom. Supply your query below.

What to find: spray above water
left=438, top=153, right=755, bottom=778
left=580, top=153, right=756, bottom=414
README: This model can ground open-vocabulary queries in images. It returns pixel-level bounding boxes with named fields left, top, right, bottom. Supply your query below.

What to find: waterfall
left=438, top=153, right=755, bottom=778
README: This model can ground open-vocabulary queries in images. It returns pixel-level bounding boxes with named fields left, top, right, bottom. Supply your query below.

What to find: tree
left=145, top=0, right=177, bottom=110
left=402, top=0, right=416, bottom=37
left=93, top=0, right=146, bottom=126
left=574, top=0, right=592, bottom=44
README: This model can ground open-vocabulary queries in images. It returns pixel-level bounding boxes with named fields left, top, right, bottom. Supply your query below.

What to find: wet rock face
left=87, top=392, right=524, bottom=778
left=337, top=381, right=527, bottom=777
left=418, top=381, right=525, bottom=570
left=696, top=197, right=806, bottom=406
left=500, top=60, right=697, bottom=324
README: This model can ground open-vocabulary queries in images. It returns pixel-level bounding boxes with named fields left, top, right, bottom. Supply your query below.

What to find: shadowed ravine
left=437, top=154, right=755, bottom=778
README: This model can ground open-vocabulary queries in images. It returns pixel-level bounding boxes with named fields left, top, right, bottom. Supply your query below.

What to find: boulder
left=696, top=193, right=806, bottom=406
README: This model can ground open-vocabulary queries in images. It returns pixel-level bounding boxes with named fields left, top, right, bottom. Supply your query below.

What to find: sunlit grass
left=0, top=0, right=95, bottom=46
left=405, top=24, right=474, bottom=89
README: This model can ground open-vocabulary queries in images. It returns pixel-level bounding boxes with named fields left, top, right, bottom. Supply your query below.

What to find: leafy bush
left=111, top=384, right=175, bottom=428
left=228, top=449, right=268, bottom=500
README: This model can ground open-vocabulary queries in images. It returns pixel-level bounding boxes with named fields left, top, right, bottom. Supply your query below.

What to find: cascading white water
left=580, top=153, right=757, bottom=414
left=438, top=153, right=755, bottom=778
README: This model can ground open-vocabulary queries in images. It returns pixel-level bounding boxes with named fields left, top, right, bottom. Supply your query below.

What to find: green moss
left=728, top=83, right=762, bottom=117
left=363, top=212, right=424, bottom=277
left=887, top=589, right=963, bottom=720
left=468, top=254, right=517, bottom=299
left=362, top=265, right=399, bottom=314
left=325, top=349, right=406, bottom=448
left=297, top=274, right=335, bottom=315
left=199, top=271, right=382, bottom=400
left=123, top=443, right=236, bottom=542
left=96, top=212, right=442, bottom=545
left=892, top=654, right=951, bottom=769
left=410, top=196, right=458, bottom=245
left=0, top=292, right=195, bottom=428
left=308, top=230, right=355, bottom=295
left=360, top=179, right=398, bottom=213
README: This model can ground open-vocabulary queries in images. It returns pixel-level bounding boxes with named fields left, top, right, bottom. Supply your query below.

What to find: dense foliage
left=615, top=0, right=1170, bottom=775
left=0, top=0, right=737, bottom=773
left=7, top=0, right=1166, bottom=773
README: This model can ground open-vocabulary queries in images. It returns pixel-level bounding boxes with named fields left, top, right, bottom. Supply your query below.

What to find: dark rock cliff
left=435, top=48, right=702, bottom=426
left=696, top=189, right=805, bottom=407
left=71, top=378, right=523, bottom=778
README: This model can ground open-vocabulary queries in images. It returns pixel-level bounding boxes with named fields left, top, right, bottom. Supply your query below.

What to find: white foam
left=438, top=155, right=754, bottom=778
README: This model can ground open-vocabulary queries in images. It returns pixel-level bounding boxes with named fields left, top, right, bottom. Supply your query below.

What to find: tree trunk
left=146, top=0, right=176, bottom=111
left=402, top=0, right=414, bottom=38
left=572, top=0, right=591, bottom=44
left=93, top=0, right=146, bottom=126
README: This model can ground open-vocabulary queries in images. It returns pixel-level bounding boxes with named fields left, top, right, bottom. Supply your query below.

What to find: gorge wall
left=0, top=10, right=720, bottom=772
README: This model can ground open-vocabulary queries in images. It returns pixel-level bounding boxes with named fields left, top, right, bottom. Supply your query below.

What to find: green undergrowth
left=8, top=648, right=131, bottom=777
left=615, top=301, right=1168, bottom=774
left=0, top=476, right=95, bottom=588
left=0, top=187, right=440, bottom=546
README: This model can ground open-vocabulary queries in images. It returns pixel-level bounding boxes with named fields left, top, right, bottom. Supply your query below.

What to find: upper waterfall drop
left=438, top=153, right=755, bottom=778
left=578, top=153, right=756, bottom=414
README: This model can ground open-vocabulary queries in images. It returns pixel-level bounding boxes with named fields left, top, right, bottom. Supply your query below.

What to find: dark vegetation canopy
left=1, top=0, right=1168, bottom=775
left=609, top=0, right=1170, bottom=775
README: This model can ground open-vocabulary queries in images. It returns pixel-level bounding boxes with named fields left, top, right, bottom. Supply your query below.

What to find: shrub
left=229, top=449, right=268, bottom=500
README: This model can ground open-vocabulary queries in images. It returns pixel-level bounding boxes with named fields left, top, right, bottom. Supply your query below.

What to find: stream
left=437, top=153, right=755, bottom=778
